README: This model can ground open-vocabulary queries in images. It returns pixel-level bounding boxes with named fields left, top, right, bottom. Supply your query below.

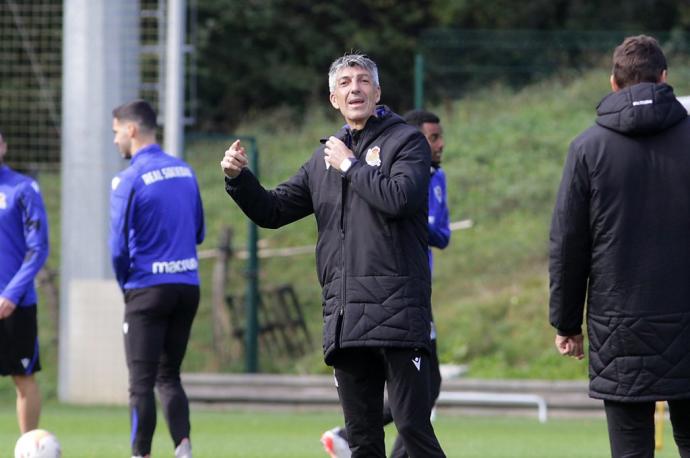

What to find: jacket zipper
left=336, top=175, right=348, bottom=348
left=335, top=128, right=363, bottom=349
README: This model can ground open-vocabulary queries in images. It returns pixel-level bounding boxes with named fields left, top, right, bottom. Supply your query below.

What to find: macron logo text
left=152, top=257, right=199, bottom=274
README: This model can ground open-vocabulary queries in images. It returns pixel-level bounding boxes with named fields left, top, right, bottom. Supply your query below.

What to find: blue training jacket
left=109, top=144, right=205, bottom=291
left=0, top=165, right=49, bottom=306
left=428, top=166, right=450, bottom=273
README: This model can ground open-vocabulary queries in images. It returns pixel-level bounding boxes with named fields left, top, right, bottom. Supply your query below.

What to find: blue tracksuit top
left=0, top=165, right=49, bottom=306
left=428, top=166, right=450, bottom=273
left=109, top=144, right=205, bottom=291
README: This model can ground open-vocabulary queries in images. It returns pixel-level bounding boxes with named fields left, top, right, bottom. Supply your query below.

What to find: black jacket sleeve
left=346, top=131, right=430, bottom=218
left=549, top=141, right=591, bottom=336
left=224, top=163, right=313, bottom=229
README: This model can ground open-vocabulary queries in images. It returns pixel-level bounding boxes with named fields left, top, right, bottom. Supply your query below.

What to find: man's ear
left=329, top=92, right=339, bottom=110
left=127, top=122, right=137, bottom=138
left=659, top=69, right=668, bottom=84
left=375, top=86, right=381, bottom=104
left=610, top=74, right=620, bottom=92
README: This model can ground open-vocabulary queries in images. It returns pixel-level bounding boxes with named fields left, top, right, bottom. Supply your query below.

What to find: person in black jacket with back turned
left=220, top=54, right=445, bottom=458
left=550, top=35, right=690, bottom=458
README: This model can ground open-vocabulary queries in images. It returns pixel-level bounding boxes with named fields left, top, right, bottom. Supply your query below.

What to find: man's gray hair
left=328, top=54, right=379, bottom=92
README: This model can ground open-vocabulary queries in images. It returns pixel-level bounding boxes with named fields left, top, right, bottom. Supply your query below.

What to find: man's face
left=112, top=118, right=133, bottom=159
left=329, top=65, right=381, bottom=129
left=420, top=122, right=444, bottom=165
left=0, top=134, right=6, bottom=163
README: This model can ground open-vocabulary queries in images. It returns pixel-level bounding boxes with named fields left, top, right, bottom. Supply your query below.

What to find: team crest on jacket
left=365, top=146, right=381, bottom=166
left=0, top=192, right=6, bottom=209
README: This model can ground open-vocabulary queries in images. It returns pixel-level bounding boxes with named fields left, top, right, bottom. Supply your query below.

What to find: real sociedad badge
left=365, top=146, right=381, bottom=167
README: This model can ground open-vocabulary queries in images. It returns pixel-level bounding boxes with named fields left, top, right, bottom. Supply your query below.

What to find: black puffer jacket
left=550, top=83, right=690, bottom=401
left=225, top=107, right=432, bottom=365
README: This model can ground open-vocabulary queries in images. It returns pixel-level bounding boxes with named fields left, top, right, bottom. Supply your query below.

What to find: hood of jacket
left=596, top=82, right=687, bottom=136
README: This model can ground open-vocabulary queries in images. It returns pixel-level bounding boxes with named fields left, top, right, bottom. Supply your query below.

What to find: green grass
left=0, top=402, right=682, bottom=457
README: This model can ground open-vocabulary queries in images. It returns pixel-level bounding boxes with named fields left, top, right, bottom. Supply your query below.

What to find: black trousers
left=604, top=399, right=690, bottom=458
left=124, top=284, right=199, bottom=456
left=333, top=346, right=446, bottom=458
left=382, top=340, right=441, bottom=458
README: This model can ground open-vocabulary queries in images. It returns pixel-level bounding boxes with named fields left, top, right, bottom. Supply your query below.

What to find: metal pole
left=60, top=0, right=139, bottom=403
left=245, top=138, right=260, bottom=372
left=164, top=0, right=185, bottom=157
left=414, top=53, right=424, bottom=109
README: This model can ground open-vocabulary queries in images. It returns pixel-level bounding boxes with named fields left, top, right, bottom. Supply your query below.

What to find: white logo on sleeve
left=111, top=176, right=121, bottom=190
left=123, top=322, right=129, bottom=334
left=434, top=185, right=443, bottom=203
left=21, top=358, right=30, bottom=369
left=412, top=356, right=421, bottom=371
left=30, top=181, right=40, bottom=193
left=0, top=192, right=6, bottom=209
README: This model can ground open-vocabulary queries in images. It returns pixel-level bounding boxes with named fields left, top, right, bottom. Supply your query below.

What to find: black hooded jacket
left=550, top=83, right=690, bottom=401
left=225, top=106, right=432, bottom=365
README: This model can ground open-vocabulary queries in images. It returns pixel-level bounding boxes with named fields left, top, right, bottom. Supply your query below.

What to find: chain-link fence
left=0, top=0, right=62, bottom=172
left=416, top=29, right=690, bottom=106
left=0, top=0, right=197, bottom=172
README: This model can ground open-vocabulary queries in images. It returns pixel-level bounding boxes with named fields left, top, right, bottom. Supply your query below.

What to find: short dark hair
left=403, top=109, right=440, bottom=128
left=328, top=54, right=379, bottom=92
left=112, top=100, right=157, bottom=133
left=612, top=35, right=667, bottom=89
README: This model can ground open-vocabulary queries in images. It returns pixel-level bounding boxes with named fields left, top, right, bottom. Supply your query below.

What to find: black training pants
left=333, top=347, right=446, bottom=458
left=382, top=340, right=441, bottom=458
left=604, top=399, right=690, bottom=458
left=124, top=284, right=199, bottom=456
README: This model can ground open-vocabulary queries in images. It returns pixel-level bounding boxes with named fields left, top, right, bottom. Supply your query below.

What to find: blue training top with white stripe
left=109, top=144, right=205, bottom=291
left=0, top=165, right=49, bottom=306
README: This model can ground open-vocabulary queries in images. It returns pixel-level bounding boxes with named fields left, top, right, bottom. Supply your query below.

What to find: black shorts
left=0, top=305, right=41, bottom=376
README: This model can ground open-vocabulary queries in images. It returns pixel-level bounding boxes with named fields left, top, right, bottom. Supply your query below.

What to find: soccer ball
left=14, top=429, right=61, bottom=458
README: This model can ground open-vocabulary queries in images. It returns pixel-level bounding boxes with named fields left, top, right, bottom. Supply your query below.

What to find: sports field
left=0, top=403, right=682, bottom=457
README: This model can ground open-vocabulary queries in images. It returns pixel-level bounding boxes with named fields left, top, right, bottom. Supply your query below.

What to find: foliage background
left=195, top=0, right=690, bottom=130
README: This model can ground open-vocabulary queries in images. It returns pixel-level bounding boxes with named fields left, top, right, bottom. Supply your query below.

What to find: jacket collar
left=131, top=144, right=164, bottom=165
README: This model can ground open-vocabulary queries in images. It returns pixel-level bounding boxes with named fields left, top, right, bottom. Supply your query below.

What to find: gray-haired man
left=221, top=54, right=445, bottom=458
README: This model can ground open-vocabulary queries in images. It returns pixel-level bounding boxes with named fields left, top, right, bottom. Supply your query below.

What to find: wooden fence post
left=212, top=227, right=234, bottom=361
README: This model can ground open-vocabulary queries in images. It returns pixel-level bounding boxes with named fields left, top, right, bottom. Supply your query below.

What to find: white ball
left=14, top=429, right=61, bottom=458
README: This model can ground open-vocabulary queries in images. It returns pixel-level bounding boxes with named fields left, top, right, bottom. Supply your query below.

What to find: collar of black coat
left=596, top=82, right=688, bottom=136
left=320, top=105, right=405, bottom=155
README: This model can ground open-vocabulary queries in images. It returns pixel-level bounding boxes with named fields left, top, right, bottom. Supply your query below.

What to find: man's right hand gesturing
left=220, top=139, right=249, bottom=178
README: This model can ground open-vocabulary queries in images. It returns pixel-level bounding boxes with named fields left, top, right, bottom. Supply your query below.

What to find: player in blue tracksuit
left=110, top=101, right=204, bottom=458
left=321, top=110, right=451, bottom=458
left=0, top=130, right=49, bottom=434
